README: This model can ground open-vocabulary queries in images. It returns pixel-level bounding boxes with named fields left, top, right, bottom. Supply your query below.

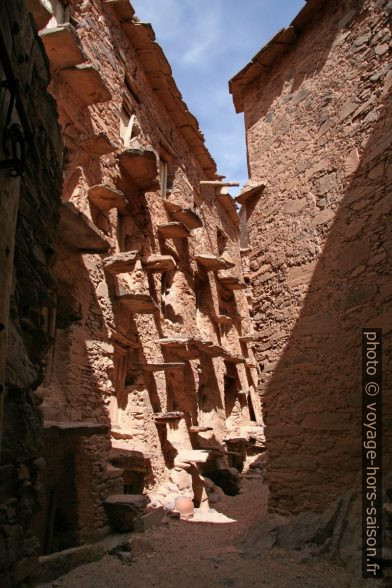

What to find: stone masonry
left=0, top=1, right=63, bottom=585
left=25, top=0, right=263, bottom=565
left=230, top=0, right=391, bottom=516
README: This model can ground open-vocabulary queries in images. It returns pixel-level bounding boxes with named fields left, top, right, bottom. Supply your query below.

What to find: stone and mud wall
left=26, top=0, right=262, bottom=559
left=231, top=0, right=392, bottom=516
left=0, top=1, right=63, bottom=585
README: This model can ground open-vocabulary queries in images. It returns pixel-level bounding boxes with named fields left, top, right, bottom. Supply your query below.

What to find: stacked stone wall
left=0, top=1, right=63, bottom=584
left=31, top=0, right=261, bottom=553
left=240, top=0, right=391, bottom=514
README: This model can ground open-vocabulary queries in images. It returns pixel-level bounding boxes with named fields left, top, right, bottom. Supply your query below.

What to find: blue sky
left=132, top=0, right=305, bottom=194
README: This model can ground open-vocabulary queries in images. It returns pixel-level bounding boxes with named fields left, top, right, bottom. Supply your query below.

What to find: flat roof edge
left=229, top=0, right=326, bottom=113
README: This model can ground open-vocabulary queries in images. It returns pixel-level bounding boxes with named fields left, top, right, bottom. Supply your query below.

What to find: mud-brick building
left=230, top=0, right=392, bottom=516
left=23, top=0, right=263, bottom=559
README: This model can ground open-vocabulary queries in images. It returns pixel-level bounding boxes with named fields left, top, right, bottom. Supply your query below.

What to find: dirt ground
left=41, top=480, right=367, bottom=588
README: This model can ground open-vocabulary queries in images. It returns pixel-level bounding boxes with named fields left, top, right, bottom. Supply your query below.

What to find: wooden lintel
left=200, top=180, right=240, bottom=187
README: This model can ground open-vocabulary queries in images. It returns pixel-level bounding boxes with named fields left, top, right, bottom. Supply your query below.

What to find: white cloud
left=131, top=0, right=305, bottom=189
left=180, top=8, right=220, bottom=66
left=132, top=0, right=184, bottom=39
left=133, top=0, right=226, bottom=68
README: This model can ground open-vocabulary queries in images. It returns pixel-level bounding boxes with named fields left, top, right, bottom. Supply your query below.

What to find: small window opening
left=124, top=75, right=140, bottom=104
left=117, top=212, right=125, bottom=252
left=161, top=272, right=168, bottom=316
left=224, top=373, right=237, bottom=419
left=217, top=228, right=228, bottom=256
left=123, top=470, right=144, bottom=494
left=160, top=158, right=168, bottom=197
left=167, top=382, right=174, bottom=412
left=194, top=276, right=202, bottom=310
left=248, top=395, right=257, bottom=422
left=113, top=347, right=128, bottom=420
left=120, top=104, right=134, bottom=148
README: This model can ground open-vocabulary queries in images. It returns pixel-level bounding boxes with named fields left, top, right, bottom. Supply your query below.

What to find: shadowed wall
left=236, top=0, right=391, bottom=514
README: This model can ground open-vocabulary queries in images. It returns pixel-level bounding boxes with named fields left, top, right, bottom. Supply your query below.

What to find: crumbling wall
left=236, top=0, right=392, bottom=514
left=0, top=1, right=63, bottom=584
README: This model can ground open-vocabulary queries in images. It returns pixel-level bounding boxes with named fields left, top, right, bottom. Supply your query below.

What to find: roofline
left=109, top=3, right=218, bottom=178
left=229, top=0, right=325, bottom=113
